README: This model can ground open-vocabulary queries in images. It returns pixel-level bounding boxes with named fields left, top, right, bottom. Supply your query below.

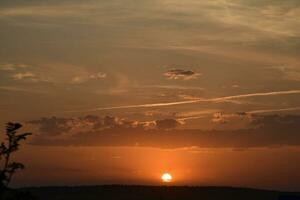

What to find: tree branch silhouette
left=0, top=122, right=32, bottom=189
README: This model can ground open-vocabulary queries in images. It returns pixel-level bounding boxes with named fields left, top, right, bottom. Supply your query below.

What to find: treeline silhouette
left=21, top=185, right=300, bottom=200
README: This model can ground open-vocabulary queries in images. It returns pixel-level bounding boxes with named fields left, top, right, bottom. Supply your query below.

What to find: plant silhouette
left=0, top=122, right=34, bottom=199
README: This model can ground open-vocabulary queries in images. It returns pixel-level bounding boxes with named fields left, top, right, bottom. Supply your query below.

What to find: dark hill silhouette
left=20, top=185, right=300, bottom=200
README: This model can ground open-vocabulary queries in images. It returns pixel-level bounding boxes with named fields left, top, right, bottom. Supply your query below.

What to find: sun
left=161, top=173, right=172, bottom=183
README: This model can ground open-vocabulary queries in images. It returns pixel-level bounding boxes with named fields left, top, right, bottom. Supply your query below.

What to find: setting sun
left=1, top=0, right=300, bottom=199
left=161, top=173, right=172, bottom=183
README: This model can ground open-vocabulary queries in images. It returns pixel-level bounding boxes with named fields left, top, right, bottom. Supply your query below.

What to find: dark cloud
left=251, top=114, right=300, bottom=131
left=164, top=69, right=201, bottom=80
left=155, top=118, right=180, bottom=130
left=28, top=114, right=300, bottom=149
left=29, top=117, right=72, bottom=136
left=103, top=116, right=118, bottom=127
left=28, top=115, right=181, bottom=136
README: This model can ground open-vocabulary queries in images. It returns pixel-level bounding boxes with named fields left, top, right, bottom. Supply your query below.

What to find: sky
left=0, top=0, right=300, bottom=191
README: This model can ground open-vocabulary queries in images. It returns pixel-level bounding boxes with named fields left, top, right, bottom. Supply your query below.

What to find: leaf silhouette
left=6, top=122, right=22, bottom=133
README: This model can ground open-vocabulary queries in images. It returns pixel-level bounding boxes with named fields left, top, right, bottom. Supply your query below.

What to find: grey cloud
left=164, top=69, right=201, bottom=80
left=28, top=114, right=300, bottom=149
left=28, top=115, right=145, bottom=136
left=251, top=114, right=300, bottom=131
left=103, top=116, right=118, bottom=127
left=29, top=117, right=72, bottom=136
left=155, top=118, right=181, bottom=130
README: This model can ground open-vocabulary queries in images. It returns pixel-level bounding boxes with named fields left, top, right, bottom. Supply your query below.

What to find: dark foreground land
left=18, top=185, right=300, bottom=200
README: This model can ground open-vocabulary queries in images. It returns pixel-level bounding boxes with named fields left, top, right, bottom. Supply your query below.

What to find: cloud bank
left=28, top=114, right=300, bottom=149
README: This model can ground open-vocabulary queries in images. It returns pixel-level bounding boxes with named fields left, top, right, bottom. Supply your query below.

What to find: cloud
left=0, top=86, right=46, bottom=94
left=248, top=107, right=300, bottom=114
left=212, top=112, right=251, bottom=124
left=155, top=118, right=181, bottom=130
left=89, top=72, right=107, bottom=79
left=0, top=63, right=55, bottom=83
left=271, top=65, right=300, bottom=81
left=12, top=72, right=36, bottom=80
left=70, top=72, right=107, bottom=84
left=29, top=117, right=72, bottom=136
left=176, top=109, right=218, bottom=121
left=64, top=89, right=300, bottom=113
left=251, top=114, right=300, bottom=131
left=28, top=115, right=144, bottom=136
left=212, top=112, right=228, bottom=124
left=140, top=85, right=204, bottom=91
left=0, top=4, right=96, bottom=17
left=28, top=115, right=183, bottom=136
left=0, top=63, right=28, bottom=71
left=28, top=114, right=300, bottom=149
left=10, top=71, right=50, bottom=82
left=178, top=106, right=300, bottom=127
left=164, top=69, right=201, bottom=80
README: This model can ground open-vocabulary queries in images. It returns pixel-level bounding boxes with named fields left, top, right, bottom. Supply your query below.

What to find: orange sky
left=12, top=146, right=300, bottom=191
left=1, top=0, right=300, bottom=191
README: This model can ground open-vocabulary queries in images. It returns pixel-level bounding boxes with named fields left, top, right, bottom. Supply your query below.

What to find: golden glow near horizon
left=161, top=173, right=172, bottom=183
left=1, top=0, right=300, bottom=191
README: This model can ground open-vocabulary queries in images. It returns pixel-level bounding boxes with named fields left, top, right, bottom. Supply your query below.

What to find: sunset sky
left=1, top=0, right=300, bottom=191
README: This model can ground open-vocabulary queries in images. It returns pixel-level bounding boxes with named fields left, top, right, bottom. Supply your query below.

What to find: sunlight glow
left=161, top=173, right=172, bottom=183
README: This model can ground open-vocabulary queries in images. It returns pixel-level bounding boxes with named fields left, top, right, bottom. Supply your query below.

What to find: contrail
left=211, top=90, right=300, bottom=102
left=65, top=89, right=300, bottom=113
left=65, top=99, right=207, bottom=113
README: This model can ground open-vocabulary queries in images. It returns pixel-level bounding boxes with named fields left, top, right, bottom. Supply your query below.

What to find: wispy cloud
left=0, top=86, right=46, bottom=94
left=248, top=107, right=300, bottom=114
left=70, top=72, right=107, bottom=84
left=0, top=63, right=28, bottom=71
left=10, top=71, right=51, bottom=82
left=12, top=72, right=35, bottom=80
left=177, top=107, right=300, bottom=124
left=271, top=65, right=300, bottom=81
left=139, top=85, right=204, bottom=91
left=211, top=90, right=300, bottom=102
left=0, top=4, right=95, bottom=17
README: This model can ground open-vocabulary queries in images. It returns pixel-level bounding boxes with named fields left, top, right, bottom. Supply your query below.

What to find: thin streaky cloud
left=121, top=44, right=299, bottom=65
left=0, top=86, right=46, bottom=94
left=177, top=115, right=207, bottom=122
left=211, top=90, right=300, bottom=102
left=177, top=107, right=300, bottom=122
left=248, top=107, right=300, bottom=114
left=64, top=89, right=300, bottom=113
left=139, top=85, right=204, bottom=90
